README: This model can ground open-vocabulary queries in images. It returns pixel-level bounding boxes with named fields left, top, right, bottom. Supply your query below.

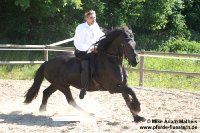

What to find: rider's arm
left=95, top=23, right=105, bottom=38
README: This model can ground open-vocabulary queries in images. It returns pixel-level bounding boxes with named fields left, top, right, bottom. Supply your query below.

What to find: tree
left=0, top=0, right=82, bottom=44
left=0, top=0, right=199, bottom=46
left=183, top=0, right=200, bottom=32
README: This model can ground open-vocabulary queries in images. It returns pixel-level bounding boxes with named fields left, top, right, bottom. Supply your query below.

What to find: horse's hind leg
left=59, top=86, right=90, bottom=114
left=39, top=85, right=57, bottom=111
left=59, top=86, right=94, bottom=115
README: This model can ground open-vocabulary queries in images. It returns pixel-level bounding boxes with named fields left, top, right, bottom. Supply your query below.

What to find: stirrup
left=79, top=89, right=86, bottom=99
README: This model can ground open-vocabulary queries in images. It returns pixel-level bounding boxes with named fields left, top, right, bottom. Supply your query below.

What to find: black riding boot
left=79, top=60, right=89, bottom=99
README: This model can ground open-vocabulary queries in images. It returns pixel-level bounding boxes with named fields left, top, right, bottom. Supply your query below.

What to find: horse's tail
left=24, top=62, right=46, bottom=104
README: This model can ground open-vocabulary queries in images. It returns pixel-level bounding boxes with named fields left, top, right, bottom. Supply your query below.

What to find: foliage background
left=0, top=0, right=199, bottom=52
left=0, top=0, right=200, bottom=91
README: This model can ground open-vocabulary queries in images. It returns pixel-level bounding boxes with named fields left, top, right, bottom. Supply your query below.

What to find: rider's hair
left=84, top=10, right=96, bottom=17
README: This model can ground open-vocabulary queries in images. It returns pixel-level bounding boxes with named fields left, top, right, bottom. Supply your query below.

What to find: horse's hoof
left=133, top=115, right=146, bottom=123
left=79, top=90, right=86, bottom=99
left=39, top=105, right=47, bottom=112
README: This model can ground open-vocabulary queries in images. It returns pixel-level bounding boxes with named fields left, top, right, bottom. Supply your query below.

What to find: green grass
left=0, top=64, right=40, bottom=80
left=128, top=71, right=200, bottom=92
left=0, top=55, right=199, bottom=92
left=0, top=51, right=44, bottom=61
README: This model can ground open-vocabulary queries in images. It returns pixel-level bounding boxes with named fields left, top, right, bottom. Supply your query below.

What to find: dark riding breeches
left=81, top=60, right=89, bottom=89
left=75, top=50, right=95, bottom=89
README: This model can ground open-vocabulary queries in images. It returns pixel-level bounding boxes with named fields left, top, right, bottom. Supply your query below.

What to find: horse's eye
left=129, top=34, right=134, bottom=38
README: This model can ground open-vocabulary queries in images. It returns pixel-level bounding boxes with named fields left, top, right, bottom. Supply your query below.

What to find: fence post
left=44, top=50, right=48, bottom=61
left=139, top=49, right=145, bottom=87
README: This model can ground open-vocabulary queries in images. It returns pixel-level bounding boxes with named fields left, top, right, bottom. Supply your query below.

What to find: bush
left=134, top=30, right=177, bottom=51
left=159, top=37, right=200, bottom=54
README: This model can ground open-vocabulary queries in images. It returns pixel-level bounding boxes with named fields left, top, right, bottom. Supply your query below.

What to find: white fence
left=128, top=50, right=200, bottom=86
left=0, top=38, right=200, bottom=87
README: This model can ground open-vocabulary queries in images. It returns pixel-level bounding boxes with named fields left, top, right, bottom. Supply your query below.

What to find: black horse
left=24, top=27, right=146, bottom=122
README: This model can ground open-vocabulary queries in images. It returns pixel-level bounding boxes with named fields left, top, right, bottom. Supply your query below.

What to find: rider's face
left=85, top=14, right=96, bottom=26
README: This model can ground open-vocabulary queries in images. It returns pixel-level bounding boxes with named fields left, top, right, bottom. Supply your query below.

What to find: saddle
left=75, top=49, right=96, bottom=77
left=75, top=49, right=100, bottom=89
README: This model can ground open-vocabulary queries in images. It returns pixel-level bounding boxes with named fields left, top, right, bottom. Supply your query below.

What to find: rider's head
left=84, top=10, right=96, bottom=26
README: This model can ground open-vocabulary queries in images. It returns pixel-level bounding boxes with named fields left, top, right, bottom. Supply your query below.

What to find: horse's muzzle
left=132, top=55, right=139, bottom=67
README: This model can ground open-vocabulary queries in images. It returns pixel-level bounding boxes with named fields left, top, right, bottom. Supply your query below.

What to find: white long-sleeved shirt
left=74, top=22, right=105, bottom=51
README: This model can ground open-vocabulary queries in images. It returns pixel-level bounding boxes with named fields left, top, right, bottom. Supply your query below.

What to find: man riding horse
left=24, top=23, right=145, bottom=122
left=74, top=10, right=105, bottom=99
left=74, top=10, right=128, bottom=99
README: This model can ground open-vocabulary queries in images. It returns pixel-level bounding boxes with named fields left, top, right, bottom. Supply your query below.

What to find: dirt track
left=0, top=80, right=199, bottom=133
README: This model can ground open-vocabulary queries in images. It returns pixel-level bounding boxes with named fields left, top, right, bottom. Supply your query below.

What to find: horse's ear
left=122, top=25, right=131, bottom=31
left=127, top=25, right=132, bottom=30
left=101, top=27, right=110, bottom=34
left=123, top=26, right=134, bottom=34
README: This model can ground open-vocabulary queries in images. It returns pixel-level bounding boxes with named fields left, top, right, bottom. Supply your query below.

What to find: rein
left=99, top=43, right=126, bottom=64
left=101, top=51, right=123, bottom=60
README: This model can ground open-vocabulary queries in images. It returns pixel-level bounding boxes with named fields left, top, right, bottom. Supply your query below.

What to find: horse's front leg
left=122, top=92, right=146, bottom=122
left=122, top=66, right=128, bottom=85
left=110, top=85, right=145, bottom=122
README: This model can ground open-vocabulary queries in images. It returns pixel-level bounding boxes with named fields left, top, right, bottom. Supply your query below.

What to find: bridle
left=101, top=36, right=133, bottom=61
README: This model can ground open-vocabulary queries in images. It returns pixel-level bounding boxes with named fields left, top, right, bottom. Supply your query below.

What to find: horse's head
left=120, top=27, right=139, bottom=66
left=98, top=27, right=139, bottom=67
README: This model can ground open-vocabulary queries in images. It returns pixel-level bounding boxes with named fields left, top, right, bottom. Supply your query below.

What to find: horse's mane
left=97, top=29, right=123, bottom=50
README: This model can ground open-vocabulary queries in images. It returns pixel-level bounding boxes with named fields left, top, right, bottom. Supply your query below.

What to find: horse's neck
left=97, top=37, right=123, bottom=65
left=106, top=39, right=121, bottom=55
left=97, top=51, right=123, bottom=65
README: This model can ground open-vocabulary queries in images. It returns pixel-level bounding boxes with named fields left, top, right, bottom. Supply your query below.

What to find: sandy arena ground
left=0, top=80, right=199, bottom=133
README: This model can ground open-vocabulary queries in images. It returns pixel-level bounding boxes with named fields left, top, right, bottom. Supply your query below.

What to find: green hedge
left=159, top=37, right=200, bottom=54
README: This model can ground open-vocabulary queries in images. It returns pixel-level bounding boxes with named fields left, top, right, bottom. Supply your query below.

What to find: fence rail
left=0, top=43, right=200, bottom=87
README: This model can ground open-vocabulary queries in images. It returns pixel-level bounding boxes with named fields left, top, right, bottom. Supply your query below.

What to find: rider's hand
left=91, top=47, right=98, bottom=53
left=87, top=46, right=98, bottom=53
